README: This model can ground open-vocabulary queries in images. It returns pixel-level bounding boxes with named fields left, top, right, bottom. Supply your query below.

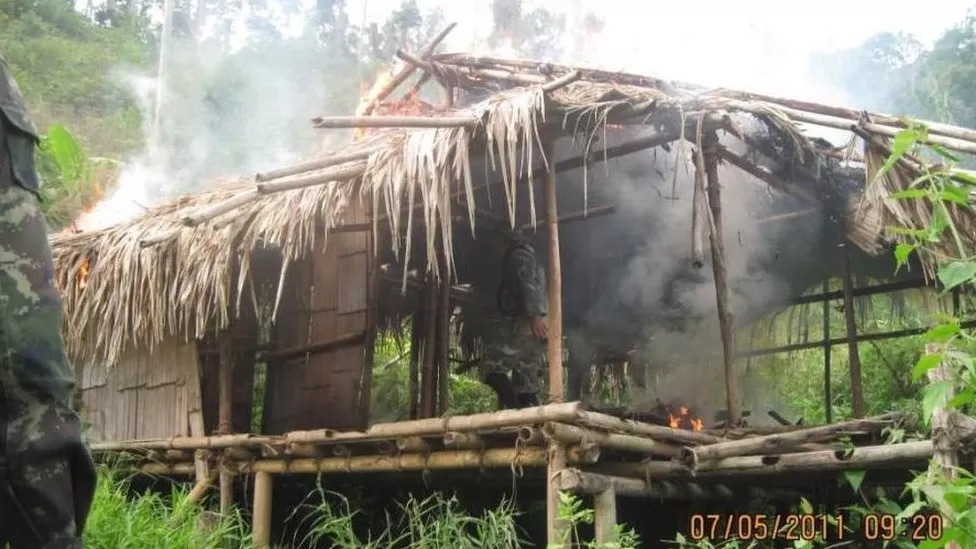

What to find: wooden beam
left=252, top=471, right=273, bottom=549
left=736, top=318, right=976, bottom=358
left=703, top=138, right=742, bottom=426
left=265, top=331, right=366, bottom=363
left=541, top=70, right=582, bottom=93
left=841, top=247, right=865, bottom=418
left=311, top=115, right=479, bottom=129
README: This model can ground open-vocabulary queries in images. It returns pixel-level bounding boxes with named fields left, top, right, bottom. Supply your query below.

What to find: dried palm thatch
left=50, top=54, right=976, bottom=368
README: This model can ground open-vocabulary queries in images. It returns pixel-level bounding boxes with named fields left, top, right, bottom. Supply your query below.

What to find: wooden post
left=840, top=246, right=865, bottom=418
left=420, top=274, right=438, bottom=418
left=703, top=139, right=742, bottom=426
left=218, top=334, right=234, bottom=515
left=408, top=292, right=421, bottom=419
left=359, top=211, right=382, bottom=429
left=252, top=471, right=273, bottom=548
left=543, top=140, right=569, bottom=546
left=925, top=342, right=962, bottom=549
left=822, top=279, right=833, bottom=423
left=437, top=250, right=451, bottom=415
left=593, top=487, right=617, bottom=544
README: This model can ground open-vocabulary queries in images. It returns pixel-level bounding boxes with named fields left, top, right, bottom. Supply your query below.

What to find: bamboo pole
left=359, top=217, right=382, bottom=429
left=254, top=147, right=380, bottom=182
left=714, top=146, right=819, bottom=203
left=265, top=331, right=366, bottom=363
left=704, top=139, right=742, bottom=426
left=182, top=190, right=260, bottom=227
left=442, top=432, right=484, bottom=450
left=254, top=161, right=367, bottom=195
left=841, top=246, right=865, bottom=418
left=409, top=291, right=422, bottom=419
left=544, top=422, right=681, bottom=459
left=360, top=23, right=457, bottom=116
left=681, top=413, right=901, bottom=466
left=822, top=279, right=833, bottom=423
left=926, top=343, right=960, bottom=476
left=396, top=436, right=431, bottom=454
left=518, top=204, right=617, bottom=232
left=421, top=275, right=438, bottom=418
left=542, top=139, right=568, bottom=546
left=136, top=445, right=600, bottom=476
left=437, top=244, right=451, bottom=415
left=541, top=70, right=582, bottom=93
left=311, top=115, right=480, bottom=129
left=720, top=89, right=976, bottom=144
left=252, top=471, right=273, bottom=549
left=217, top=335, right=234, bottom=516
left=557, top=469, right=734, bottom=500
left=518, top=426, right=544, bottom=445
left=577, top=410, right=725, bottom=445
left=756, top=208, right=819, bottom=225
left=722, top=99, right=976, bottom=155
left=691, top=146, right=706, bottom=269
left=593, top=487, right=617, bottom=544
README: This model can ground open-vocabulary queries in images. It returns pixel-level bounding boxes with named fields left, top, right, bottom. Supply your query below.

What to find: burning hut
left=50, top=25, right=976, bottom=547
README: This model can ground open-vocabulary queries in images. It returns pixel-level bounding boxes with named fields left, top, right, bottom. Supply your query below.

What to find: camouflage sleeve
left=507, top=244, right=547, bottom=317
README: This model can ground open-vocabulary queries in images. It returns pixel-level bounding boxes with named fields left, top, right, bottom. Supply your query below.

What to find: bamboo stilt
left=542, top=138, right=569, bottom=546
left=421, top=275, right=438, bottom=418
left=408, top=291, right=422, bottom=419
left=252, top=471, right=273, bottom=549
left=218, top=334, right=234, bottom=516
left=822, top=279, right=833, bottom=423
left=841, top=247, right=865, bottom=418
left=437, top=244, right=451, bottom=415
left=593, top=487, right=617, bottom=544
left=359, top=216, right=381, bottom=429
left=703, top=139, right=742, bottom=426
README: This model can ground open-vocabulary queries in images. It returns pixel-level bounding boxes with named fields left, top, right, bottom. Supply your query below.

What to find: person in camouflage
left=0, top=54, right=96, bottom=549
left=479, top=223, right=549, bottom=409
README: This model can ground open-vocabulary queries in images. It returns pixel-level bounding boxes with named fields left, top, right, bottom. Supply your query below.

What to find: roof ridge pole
left=543, top=138, right=569, bottom=546
left=702, top=133, right=743, bottom=428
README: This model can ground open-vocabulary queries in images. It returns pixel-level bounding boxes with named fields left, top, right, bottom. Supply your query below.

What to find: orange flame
left=668, top=405, right=704, bottom=431
left=77, top=259, right=90, bottom=289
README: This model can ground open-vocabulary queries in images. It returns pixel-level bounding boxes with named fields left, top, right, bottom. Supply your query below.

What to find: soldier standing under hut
left=0, top=54, right=96, bottom=549
left=479, top=220, right=549, bottom=409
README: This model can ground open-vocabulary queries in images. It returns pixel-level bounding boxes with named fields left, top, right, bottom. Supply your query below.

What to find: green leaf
left=929, top=142, right=961, bottom=162
left=843, top=470, right=867, bottom=493
left=941, top=184, right=972, bottom=206
left=922, top=381, right=955, bottom=421
left=894, top=243, right=916, bottom=271
left=799, top=497, right=813, bottom=514
left=924, top=322, right=960, bottom=344
left=913, top=353, right=943, bottom=380
left=953, top=171, right=976, bottom=187
left=949, top=391, right=976, bottom=408
left=877, top=128, right=922, bottom=178
left=938, top=261, right=976, bottom=290
left=890, top=189, right=928, bottom=199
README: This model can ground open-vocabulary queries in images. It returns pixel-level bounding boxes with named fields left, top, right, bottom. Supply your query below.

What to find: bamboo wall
left=77, top=338, right=204, bottom=441
left=262, top=201, right=371, bottom=434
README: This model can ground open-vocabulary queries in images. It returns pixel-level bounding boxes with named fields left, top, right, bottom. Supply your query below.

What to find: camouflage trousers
left=479, top=316, right=547, bottom=396
left=0, top=183, right=96, bottom=548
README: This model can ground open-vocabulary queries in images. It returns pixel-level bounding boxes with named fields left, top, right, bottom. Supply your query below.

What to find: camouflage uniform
left=0, top=54, right=96, bottom=549
left=479, top=232, right=548, bottom=407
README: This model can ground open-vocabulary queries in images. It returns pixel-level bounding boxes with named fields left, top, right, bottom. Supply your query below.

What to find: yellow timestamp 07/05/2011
left=687, top=512, right=944, bottom=542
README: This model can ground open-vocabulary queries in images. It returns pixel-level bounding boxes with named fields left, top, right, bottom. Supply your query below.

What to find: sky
left=356, top=0, right=975, bottom=105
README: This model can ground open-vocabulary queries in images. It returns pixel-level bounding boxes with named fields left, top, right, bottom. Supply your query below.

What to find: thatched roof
left=51, top=50, right=976, bottom=367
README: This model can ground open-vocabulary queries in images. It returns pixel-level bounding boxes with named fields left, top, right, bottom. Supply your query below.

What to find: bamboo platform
left=91, top=402, right=950, bottom=493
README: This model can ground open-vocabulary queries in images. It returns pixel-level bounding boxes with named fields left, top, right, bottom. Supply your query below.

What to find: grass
left=82, top=466, right=532, bottom=549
